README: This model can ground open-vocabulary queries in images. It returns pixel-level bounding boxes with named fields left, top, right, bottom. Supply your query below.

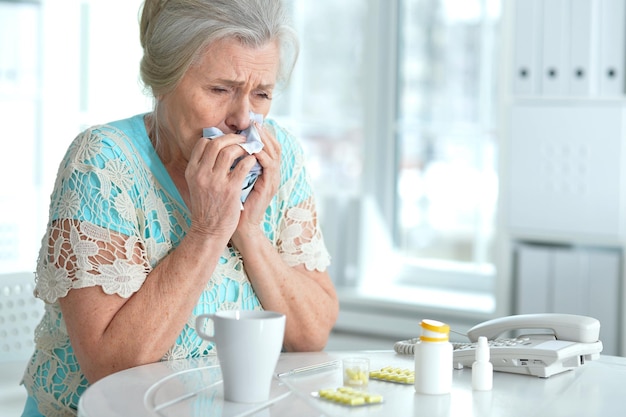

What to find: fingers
left=253, top=123, right=281, bottom=176
left=256, top=122, right=280, bottom=160
left=189, top=133, right=249, bottom=175
left=229, top=153, right=258, bottom=178
left=185, top=135, right=256, bottom=228
left=238, top=124, right=280, bottom=211
left=185, top=125, right=278, bottom=211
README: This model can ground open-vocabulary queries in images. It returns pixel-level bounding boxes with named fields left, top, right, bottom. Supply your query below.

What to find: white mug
left=195, top=310, right=286, bottom=403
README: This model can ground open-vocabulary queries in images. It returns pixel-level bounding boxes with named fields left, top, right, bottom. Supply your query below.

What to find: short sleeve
left=265, top=121, right=331, bottom=271
left=35, top=125, right=159, bottom=303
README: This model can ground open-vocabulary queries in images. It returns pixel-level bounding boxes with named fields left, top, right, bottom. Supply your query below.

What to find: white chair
left=0, top=272, right=44, bottom=417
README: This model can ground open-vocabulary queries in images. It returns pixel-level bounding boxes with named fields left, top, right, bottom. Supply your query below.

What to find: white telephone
left=451, top=313, right=603, bottom=378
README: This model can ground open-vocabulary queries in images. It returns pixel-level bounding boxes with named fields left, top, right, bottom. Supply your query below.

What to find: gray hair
left=139, top=0, right=299, bottom=98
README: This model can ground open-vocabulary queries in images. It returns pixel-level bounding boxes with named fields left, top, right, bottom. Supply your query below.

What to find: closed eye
left=253, top=89, right=273, bottom=100
left=211, top=87, right=230, bottom=94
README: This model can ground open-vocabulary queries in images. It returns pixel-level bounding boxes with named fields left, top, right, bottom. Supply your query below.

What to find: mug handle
left=195, top=314, right=215, bottom=341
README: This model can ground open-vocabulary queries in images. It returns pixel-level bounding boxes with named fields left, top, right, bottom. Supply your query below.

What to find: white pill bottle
left=414, top=319, right=453, bottom=395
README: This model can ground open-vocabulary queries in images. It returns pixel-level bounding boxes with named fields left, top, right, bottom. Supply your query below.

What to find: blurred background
left=3, top=1, right=626, bottom=399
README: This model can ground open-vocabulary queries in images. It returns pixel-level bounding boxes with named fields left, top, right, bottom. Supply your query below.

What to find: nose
left=224, top=98, right=251, bottom=133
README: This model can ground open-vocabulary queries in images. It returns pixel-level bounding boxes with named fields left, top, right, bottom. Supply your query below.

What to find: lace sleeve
left=35, top=219, right=152, bottom=303
left=35, top=125, right=160, bottom=303
left=267, top=122, right=331, bottom=271
left=277, top=199, right=331, bottom=271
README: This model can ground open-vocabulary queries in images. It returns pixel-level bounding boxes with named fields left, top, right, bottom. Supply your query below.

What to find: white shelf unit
left=504, top=0, right=626, bottom=355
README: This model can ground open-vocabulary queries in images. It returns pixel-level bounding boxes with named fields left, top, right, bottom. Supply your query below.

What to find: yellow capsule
left=340, top=394, right=355, bottom=403
left=365, top=394, right=383, bottom=403
left=348, top=397, right=366, bottom=406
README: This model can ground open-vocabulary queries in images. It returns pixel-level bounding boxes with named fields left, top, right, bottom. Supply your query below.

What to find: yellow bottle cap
left=420, top=319, right=450, bottom=342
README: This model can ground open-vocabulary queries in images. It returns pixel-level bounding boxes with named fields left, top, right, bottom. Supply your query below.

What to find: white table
left=78, top=350, right=626, bottom=417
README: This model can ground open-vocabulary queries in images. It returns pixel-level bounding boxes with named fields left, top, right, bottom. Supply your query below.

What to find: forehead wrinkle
left=215, top=78, right=275, bottom=90
left=197, top=38, right=280, bottom=90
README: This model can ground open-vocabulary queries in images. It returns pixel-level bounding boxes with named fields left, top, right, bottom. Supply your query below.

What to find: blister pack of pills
left=369, top=367, right=415, bottom=384
left=312, top=387, right=384, bottom=406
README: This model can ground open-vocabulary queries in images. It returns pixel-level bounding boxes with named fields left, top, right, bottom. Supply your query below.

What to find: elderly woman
left=20, top=0, right=339, bottom=415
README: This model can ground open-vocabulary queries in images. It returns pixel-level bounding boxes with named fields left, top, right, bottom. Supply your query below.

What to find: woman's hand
left=234, top=123, right=281, bottom=237
left=185, top=133, right=258, bottom=240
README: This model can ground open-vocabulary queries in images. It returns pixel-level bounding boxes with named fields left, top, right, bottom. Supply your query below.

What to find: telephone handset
left=466, top=313, right=600, bottom=343
left=452, top=313, right=603, bottom=378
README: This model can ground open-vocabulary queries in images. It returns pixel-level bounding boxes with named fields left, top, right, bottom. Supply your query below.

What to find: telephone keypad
left=452, top=337, right=531, bottom=351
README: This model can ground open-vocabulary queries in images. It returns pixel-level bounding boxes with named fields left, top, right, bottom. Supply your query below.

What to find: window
left=0, top=1, right=40, bottom=273
left=393, top=0, right=501, bottom=294
left=397, top=0, right=500, bottom=264
left=0, top=0, right=151, bottom=275
left=274, top=0, right=367, bottom=194
left=278, top=0, right=501, bottom=311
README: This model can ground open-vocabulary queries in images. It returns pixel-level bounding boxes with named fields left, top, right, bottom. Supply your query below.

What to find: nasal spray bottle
left=472, top=336, right=493, bottom=391
left=414, top=319, right=453, bottom=395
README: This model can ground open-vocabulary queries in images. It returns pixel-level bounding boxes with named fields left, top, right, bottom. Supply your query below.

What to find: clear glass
left=396, top=0, right=501, bottom=268
left=342, top=357, right=370, bottom=388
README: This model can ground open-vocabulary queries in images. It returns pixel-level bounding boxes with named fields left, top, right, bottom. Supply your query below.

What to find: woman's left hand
left=234, top=122, right=281, bottom=236
left=228, top=123, right=338, bottom=351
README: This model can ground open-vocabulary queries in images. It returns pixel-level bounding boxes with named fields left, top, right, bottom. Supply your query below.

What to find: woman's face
left=159, top=37, right=280, bottom=160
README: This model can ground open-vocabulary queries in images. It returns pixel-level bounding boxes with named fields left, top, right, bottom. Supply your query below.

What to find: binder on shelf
left=599, top=0, right=626, bottom=96
left=569, top=0, right=599, bottom=96
left=540, top=0, right=570, bottom=95
left=512, top=0, right=542, bottom=95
